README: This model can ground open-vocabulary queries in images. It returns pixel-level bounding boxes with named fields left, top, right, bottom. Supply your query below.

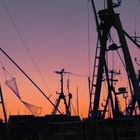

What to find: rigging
left=0, top=0, right=51, bottom=94
left=89, top=0, right=140, bottom=119
left=0, top=48, right=62, bottom=114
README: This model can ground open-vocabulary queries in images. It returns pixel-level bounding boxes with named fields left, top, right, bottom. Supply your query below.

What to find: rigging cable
left=0, top=0, right=51, bottom=95
left=116, top=50, right=126, bottom=70
left=87, top=0, right=91, bottom=76
left=116, top=50, right=134, bottom=102
left=108, top=36, right=134, bottom=113
left=0, top=47, right=62, bottom=114
left=68, top=72, right=89, bottom=78
left=0, top=62, right=42, bottom=115
left=0, top=61, right=13, bottom=81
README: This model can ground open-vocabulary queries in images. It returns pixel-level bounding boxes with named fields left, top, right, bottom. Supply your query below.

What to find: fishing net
left=5, top=77, right=21, bottom=99
left=22, top=100, right=42, bottom=115
left=4, top=71, right=42, bottom=116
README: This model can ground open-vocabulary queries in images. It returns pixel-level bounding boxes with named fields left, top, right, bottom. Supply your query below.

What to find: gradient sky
left=0, top=0, right=140, bottom=119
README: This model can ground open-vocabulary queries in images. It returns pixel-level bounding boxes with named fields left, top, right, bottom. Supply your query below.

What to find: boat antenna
left=76, top=86, right=79, bottom=116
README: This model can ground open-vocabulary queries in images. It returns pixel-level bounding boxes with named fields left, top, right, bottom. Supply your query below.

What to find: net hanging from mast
left=21, top=100, right=42, bottom=115
left=3, top=68, right=42, bottom=115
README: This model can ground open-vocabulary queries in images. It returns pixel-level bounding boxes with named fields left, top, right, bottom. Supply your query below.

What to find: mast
left=89, top=0, right=140, bottom=119
left=76, top=86, right=79, bottom=116
left=51, top=69, right=71, bottom=116
left=0, top=85, right=7, bottom=123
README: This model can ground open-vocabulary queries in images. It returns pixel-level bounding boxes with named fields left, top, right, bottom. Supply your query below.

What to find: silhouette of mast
left=89, top=0, right=140, bottom=119
left=52, top=69, right=71, bottom=116
left=0, top=85, right=7, bottom=123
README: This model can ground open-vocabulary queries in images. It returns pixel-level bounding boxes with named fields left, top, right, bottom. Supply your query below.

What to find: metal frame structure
left=89, top=0, right=140, bottom=119
left=51, top=69, right=72, bottom=116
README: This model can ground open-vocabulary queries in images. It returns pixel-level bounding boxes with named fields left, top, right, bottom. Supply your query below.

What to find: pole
left=76, top=86, right=79, bottom=116
left=0, top=85, right=7, bottom=123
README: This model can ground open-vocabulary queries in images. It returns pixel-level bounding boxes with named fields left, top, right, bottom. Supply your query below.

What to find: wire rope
left=87, top=0, right=91, bottom=76
left=0, top=0, right=51, bottom=94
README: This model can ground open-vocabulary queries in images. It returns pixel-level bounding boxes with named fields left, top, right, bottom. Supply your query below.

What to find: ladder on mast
left=89, top=0, right=140, bottom=119
left=88, top=38, right=101, bottom=117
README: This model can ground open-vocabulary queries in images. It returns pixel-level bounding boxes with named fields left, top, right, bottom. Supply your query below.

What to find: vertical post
left=91, top=0, right=110, bottom=118
left=88, top=76, right=91, bottom=117
left=60, top=69, right=64, bottom=94
left=138, top=70, right=140, bottom=85
left=107, top=0, right=113, bottom=9
left=0, top=85, right=7, bottom=123
left=76, top=86, right=79, bottom=116
left=54, top=69, right=70, bottom=116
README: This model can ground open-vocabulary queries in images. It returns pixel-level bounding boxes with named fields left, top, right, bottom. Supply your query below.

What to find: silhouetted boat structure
left=1, top=115, right=140, bottom=140
left=0, top=0, right=140, bottom=140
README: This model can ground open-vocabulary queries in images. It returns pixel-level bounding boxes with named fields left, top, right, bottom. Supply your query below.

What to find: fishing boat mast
left=88, top=0, right=140, bottom=119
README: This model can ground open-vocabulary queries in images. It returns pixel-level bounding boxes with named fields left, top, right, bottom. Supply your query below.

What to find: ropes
left=0, top=0, right=51, bottom=94
left=68, top=72, right=90, bottom=78
left=116, top=50, right=126, bottom=70
left=87, top=0, right=91, bottom=76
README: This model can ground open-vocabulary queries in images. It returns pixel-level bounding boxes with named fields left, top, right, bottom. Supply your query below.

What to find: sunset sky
left=0, top=0, right=140, bottom=119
